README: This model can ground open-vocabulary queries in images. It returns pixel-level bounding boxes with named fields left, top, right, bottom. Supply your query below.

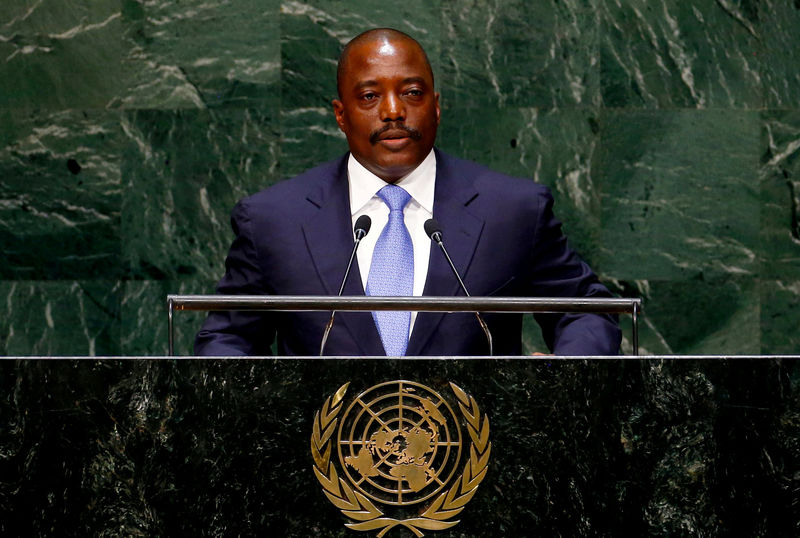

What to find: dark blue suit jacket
left=195, top=149, right=621, bottom=356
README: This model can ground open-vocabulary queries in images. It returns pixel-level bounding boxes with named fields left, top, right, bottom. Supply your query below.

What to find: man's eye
left=362, top=93, right=377, bottom=101
left=406, top=89, right=422, bottom=96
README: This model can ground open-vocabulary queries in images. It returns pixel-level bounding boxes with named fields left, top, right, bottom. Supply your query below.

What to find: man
left=194, top=28, right=621, bottom=356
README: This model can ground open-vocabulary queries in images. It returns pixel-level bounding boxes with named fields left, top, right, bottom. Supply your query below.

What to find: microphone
left=352, top=214, right=372, bottom=245
left=320, top=215, right=371, bottom=355
left=424, top=218, right=493, bottom=355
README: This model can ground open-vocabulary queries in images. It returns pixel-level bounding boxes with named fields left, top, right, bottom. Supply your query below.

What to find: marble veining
left=0, top=0, right=797, bottom=355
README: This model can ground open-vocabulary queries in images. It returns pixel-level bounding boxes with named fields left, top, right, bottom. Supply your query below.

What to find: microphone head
left=424, top=218, right=442, bottom=240
left=354, top=214, right=371, bottom=238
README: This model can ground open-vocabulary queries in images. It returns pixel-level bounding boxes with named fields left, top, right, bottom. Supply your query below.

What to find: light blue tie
left=366, top=185, right=414, bottom=356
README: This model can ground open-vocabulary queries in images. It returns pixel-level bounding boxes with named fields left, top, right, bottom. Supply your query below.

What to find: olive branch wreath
left=310, top=382, right=491, bottom=537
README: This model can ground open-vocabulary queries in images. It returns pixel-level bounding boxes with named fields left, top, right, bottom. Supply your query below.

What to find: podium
left=1, top=296, right=797, bottom=535
left=1, top=355, right=798, bottom=536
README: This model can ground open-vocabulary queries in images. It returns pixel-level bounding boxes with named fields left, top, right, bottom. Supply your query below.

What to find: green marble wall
left=1, top=0, right=800, bottom=355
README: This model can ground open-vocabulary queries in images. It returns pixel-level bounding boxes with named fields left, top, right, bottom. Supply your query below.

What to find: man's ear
left=434, top=92, right=441, bottom=125
left=332, top=99, right=346, bottom=132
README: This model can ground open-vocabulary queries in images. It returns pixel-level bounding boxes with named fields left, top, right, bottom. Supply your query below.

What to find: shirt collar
left=348, top=149, right=436, bottom=214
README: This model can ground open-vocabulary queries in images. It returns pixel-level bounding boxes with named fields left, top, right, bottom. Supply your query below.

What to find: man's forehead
left=342, top=38, right=432, bottom=81
left=347, top=36, right=423, bottom=65
left=336, top=29, right=434, bottom=97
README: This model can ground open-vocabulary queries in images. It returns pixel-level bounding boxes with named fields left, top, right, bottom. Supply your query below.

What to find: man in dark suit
left=195, top=28, right=621, bottom=356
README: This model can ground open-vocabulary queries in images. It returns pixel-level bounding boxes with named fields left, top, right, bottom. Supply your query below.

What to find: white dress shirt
left=348, top=150, right=436, bottom=333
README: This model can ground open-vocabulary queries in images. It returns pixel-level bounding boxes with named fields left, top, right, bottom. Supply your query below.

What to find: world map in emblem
left=337, top=380, right=463, bottom=506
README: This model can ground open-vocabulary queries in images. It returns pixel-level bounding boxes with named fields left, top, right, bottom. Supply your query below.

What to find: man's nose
left=380, top=92, right=405, bottom=122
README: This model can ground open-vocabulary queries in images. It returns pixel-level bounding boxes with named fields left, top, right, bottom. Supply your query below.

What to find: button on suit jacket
left=194, top=149, right=621, bottom=356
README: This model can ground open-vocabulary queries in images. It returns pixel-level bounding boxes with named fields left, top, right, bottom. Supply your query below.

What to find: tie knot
left=377, top=184, right=411, bottom=212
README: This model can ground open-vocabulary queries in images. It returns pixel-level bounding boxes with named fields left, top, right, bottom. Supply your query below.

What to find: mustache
left=369, top=123, right=423, bottom=145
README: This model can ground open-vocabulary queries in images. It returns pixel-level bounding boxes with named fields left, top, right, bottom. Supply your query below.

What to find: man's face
left=332, top=37, right=440, bottom=183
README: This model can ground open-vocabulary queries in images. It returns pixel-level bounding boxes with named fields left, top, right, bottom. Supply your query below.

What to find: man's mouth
left=370, top=124, right=422, bottom=145
left=379, top=129, right=411, bottom=141
left=376, top=130, right=412, bottom=149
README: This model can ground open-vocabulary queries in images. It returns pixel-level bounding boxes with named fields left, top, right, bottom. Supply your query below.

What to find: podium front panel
left=1, top=356, right=797, bottom=536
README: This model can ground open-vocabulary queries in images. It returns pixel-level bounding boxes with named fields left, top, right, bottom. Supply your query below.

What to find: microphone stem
left=435, top=237, right=469, bottom=296
left=434, top=238, right=493, bottom=355
left=320, top=234, right=364, bottom=356
left=339, top=235, right=362, bottom=296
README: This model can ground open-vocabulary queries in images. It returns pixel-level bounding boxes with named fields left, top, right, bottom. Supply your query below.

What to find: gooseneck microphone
left=319, top=215, right=371, bottom=356
left=424, top=218, right=494, bottom=355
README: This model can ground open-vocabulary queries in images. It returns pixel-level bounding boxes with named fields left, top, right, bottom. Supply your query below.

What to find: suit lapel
left=407, top=151, right=484, bottom=355
left=301, top=156, right=385, bottom=356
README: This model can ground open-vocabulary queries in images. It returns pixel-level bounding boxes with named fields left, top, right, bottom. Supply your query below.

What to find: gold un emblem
left=311, top=380, right=491, bottom=536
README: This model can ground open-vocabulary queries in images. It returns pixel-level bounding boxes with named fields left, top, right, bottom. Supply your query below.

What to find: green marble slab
left=0, top=281, right=120, bottom=355
left=759, top=0, right=800, bottom=107
left=595, top=109, right=761, bottom=354
left=0, top=1, right=128, bottom=109
left=279, top=107, right=347, bottom=178
left=760, top=110, right=800, bottom=353
left=117, top=0, right=281, bottom=109
left=596, top=109, right=760, bottom=281
left=438, top=107, right=602, bottom=260
left=121, top=108, right=280, bottom=281
left=441, top=0, right=600, bottom=109
left=609, top=277, right=759, bottom=355
left=600, top=0, right=762, bottom=108
left=0, top=109, right=122, bottom=279
left=121, top=280, right=209, bottom=356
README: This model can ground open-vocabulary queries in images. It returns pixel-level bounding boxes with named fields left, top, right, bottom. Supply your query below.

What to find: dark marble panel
left=0, top=281, right=120, bottom=356
left=438, top=107, right=602, bottom=260
left=596, top=109, right=760, bottom=281
left=760, top=110, right=800, bottom=354
left=0, top=1, right=128, bottom=109
left=759, top=0, right=800, bottom=108
left=121, top=279, right=212, bottom=356
left=616, top=357, right=799, bottom=535
left=116, top=0, right=281, bottom=109
left=608, top=277, right=759, bottom=355
left=441, top=0, right=599, bottom=110
left=279, top=107, right=348, bottom=178
left=1, top=358, right=797, bottom=536
left=600, top=0, right=762, bottom=109
left=121, top=108, right=280, bottom=281
left=0, top=109, right=122, bottom=280
left=280, top=0, right=442, bottom=110
left=595, top=109, right=761, bottom=354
